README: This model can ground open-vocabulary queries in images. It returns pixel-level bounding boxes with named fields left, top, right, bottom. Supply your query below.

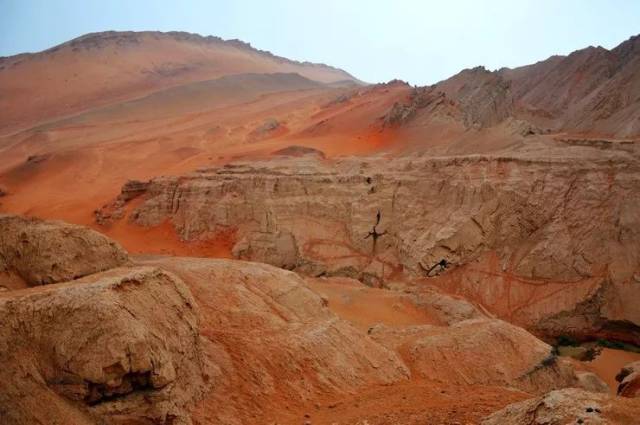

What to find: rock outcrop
left=0, top=214, right=129, bottom=289
left=409, top=285, right=485, bottom=325
left=576, top=371, right=611, bottom=394
left=369, top=318, right=582, bottom=395
left=0, top=214, right=616, bottom=424
left=0, top=266, right=208, bottom=425
left=482, top=388, right=640, bottom=425
left=616, top=361, right=640, bottom=397
left=272, top=145, right=326, bottom=158
left=434, top=66, right=515, bottom=129
left=97, top=152, right=640, bottom=343
left=136, top=256, right=411, bottom=422
left=379, top=35, right=640, bottom=138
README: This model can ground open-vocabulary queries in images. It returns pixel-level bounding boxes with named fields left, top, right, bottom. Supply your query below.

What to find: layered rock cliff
left=1, top=214, right=604, bottom=424
left=98, top=151, right=640, bottom=343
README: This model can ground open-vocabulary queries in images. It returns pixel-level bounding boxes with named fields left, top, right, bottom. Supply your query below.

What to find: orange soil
left=270, top=381, right=529, bottom=425
left=289, top=277, right=532, bottom=424
left=104, top=220, right=235, bottom=257
left=307, top=277, right=442, bottom=331
left=0, top=74, right=408, bottom=256
left=583, top=348, right=640, bottom=391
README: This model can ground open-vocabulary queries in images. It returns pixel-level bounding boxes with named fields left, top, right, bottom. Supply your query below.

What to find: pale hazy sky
left=1, top=0, right=639, bottom=85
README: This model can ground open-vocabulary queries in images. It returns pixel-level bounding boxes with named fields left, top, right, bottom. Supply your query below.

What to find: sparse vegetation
left=596, top=338, right=640, bottom=353
left=556, top=334, right=579, bottom=347
left=554, top=336, right=640, bottom=362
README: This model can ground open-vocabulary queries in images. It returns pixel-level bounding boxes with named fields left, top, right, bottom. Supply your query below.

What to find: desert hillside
left=0, top=30, right=361, bottom=134
left=1, top=30, right=640, bottom=424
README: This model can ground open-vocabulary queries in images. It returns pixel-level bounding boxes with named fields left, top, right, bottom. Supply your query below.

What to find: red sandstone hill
left=1, top=31, right=639, bottom=240
left=0, top=30, right=362, bottom=135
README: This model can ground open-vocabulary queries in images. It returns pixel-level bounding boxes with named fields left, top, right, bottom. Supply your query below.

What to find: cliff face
left=3, top=214, right=593, bottom=424
left=98, top=150, right=640, bottom=342
left=395, top=35, right=640, bottom=138
left=501, top=35, right=640, bottom=137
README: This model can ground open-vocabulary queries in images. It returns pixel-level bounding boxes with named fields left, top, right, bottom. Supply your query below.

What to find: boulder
left=0, top=266, right=208, bottom=425
left=575, top=371, right=610, bottom=394
left=617, top=361, right=640, bottom=397
left=482, top=388, right=640, bottom=425
left=368, top=318, right=580, bottom=394
left=0, top=214, right=128, bottom=289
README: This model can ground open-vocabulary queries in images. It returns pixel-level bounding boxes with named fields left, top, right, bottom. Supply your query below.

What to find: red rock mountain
left=0, top=31, right=361, bottom=134
left=1, top=29, right=640, bottom=425
left=431, top=34, right=640, bottom=137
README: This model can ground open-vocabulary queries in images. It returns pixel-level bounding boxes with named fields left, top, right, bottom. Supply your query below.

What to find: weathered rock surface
left=432, top=66, right=515, bottom=129
left=98, top=152, right=640, bottom=342
left=369, top=318, right=583, bottom=395
left=482, top=388, right=640, bottom=425
left=409, top=285, right=485, bottom=325
left=136, top=256, right=411, bottom=422
left=616, top=361, right=640, bottom=397
left=0, top=266, right=207, bottom=425
left=0, top=215, right=615, bottom=424
left=388, top=35, right=640, bottom=138
left=272, top=145, right=326, bottom=158
left=576, top=371, right=611, bottom=394
left=0, top=214, right=129, bottom=289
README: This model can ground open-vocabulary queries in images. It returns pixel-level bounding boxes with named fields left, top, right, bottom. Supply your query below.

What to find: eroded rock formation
left=0, top=214, right=620, bottom=424
left=0, top=266, right=207, bottom=425
left=98, top=151, right=640, bottom=342
left=136, top=256, right=410, bottom=422
left=369, top=318, right=580, bottom=394
left=617, top=361, right=640, bottom=397
left=0, top=214, right=129, bottom=290
left=482, top=388, right=640, bottom=425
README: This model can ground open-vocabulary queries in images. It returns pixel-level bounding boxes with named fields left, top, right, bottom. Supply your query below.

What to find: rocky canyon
left=1, top=28, right=640, bottom=424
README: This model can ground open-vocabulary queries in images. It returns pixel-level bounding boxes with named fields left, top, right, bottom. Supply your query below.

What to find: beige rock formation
left=369, top=318, right=581, bottom=395
left=0, top=214, right=128, bottom=290
left=0, top=266, right=207, bottom=425
left=576, top=371, right=611, bottom=394
left=98, top=151, right=640, bottom=343
left=409, top=285, right=486, bottom=325
left=136, top=255, right=411, bottom=422
left=616, top=361, right=640, bottom=397
left=482, top=388, right=640, bottom=425
left=0, top=214, right=617, bottom=424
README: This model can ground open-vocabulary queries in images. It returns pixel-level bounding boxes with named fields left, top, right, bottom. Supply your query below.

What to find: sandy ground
left=307, top=277, right=442, bottom=331
left=0, top=76, right=404, bottom=220
left=584, top=348, right=640, bottom=391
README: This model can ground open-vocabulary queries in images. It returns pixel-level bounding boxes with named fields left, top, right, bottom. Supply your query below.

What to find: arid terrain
left=1, top=30, right=640, bottom=424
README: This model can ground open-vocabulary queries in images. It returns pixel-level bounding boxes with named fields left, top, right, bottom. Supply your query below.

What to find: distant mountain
left=0, top=31, right=362, bottom=134
left=428, top=34, right=640, bottom=137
